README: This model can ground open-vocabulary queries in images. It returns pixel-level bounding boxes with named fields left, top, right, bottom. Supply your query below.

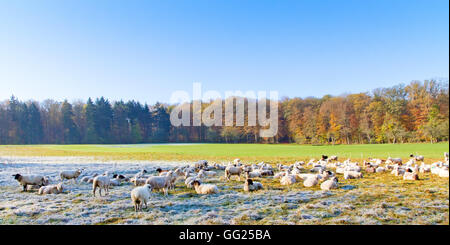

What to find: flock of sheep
left=10, top=152, right=450, bottom=212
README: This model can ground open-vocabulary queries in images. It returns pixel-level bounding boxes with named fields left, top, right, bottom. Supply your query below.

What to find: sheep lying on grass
left=245, top=170, right=262, bottom=179
left=303, top=175, right=319, bottom=187
left=192, top=180, right=219, bottom=194
left=403, top=169, right=419, bottom=180
left=280, top=175, right=296, bottom=186
left=38, top=183, right=64, bottom=195
left=12, top=174, right=47, bottom=191
left=320, top=177, right=339, bottom=190
left=185, top=177, right=201, bottom=189
left=130, top=177, right=147, bottom=186
left=244, top=179, right=263, bottom=192
left=343, top=170, right=363, bottom=180
left=92, top=175, right=110, bottom=197
left=391, top=165, right=405, bottom=176
left=439, top=169, right=449, bottom=178
left=386, top=157, right=402, bottom=165
left=131, top=184, right=153, bottom=212
left=197, top=169, right=217, bottom=178
left=60, top=169, right=83, bottom=183
left=410, top=154, right=424, bottom=162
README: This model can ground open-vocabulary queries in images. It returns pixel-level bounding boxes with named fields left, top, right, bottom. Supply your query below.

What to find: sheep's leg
left=22, top=184, right=27, bottom=192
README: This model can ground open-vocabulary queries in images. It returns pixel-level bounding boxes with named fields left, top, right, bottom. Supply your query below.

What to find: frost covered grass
left=0, top=156, right=448, bottom=225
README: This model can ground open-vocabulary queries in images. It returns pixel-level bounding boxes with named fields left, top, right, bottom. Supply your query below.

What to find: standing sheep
left=130, top=184, right=153, bottom=212
left=60, top=169, right=83, bottom=183
left=225, top=165, right=244, bottom=181
left=92, top=175, right=110, bottom=197
left=12, top=174, right=47, bottom=191
left=145, top=171, right=173, bottom=195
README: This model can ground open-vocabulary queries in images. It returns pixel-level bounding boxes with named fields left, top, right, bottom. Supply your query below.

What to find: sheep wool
left=131, top=184, right=153, bottom=212
left=192, top=181, right=219, bottom=194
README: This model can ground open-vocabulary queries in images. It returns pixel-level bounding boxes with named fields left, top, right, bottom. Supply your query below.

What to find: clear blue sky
left=0, top=0, right=448, bottom=104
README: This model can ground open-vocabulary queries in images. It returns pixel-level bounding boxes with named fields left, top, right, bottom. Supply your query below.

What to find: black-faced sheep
left=12, top=174, right=47, bottom=191
left=403, top=168, right=419, bottom=180
left=243, top=179, right=263, bottom=192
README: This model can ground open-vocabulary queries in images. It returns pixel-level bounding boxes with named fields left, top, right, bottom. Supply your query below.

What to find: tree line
left=0, top=80, right=448, bottom=145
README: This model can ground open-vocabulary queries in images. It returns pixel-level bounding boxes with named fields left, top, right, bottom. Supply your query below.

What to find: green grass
left=0, top=142, right=448, bottom=163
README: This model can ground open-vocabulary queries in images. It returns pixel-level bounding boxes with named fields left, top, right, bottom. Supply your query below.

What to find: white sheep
left=38, top=183, right=64, bottom=195
left=92, top=175, right=110, bottom=197
left=343, top=170, right=363, bottom=179
left=197, top=169, right=217, bottom=178
left=280, top=175, right=296, bottom=186
left=109, top=178, right=121, bottom=186
left=131, top=177, right=147, bottom=186
left=375, top=167, right=385, bottom=173
left=213, top=163, right=226, bottom=170
left=274, top=171, right=287, bottom=179
left=386, top=157, right=402, bottom=165
left=225, top=165, right=244, bottom=181
left=303, top=175, right=319, bottom=187
left=320, top=177, right=339, bottom=190
left=145, top=171, right=172, bottom=195
left=245, top=170, right=262, bottom=179
left=60, top=169, right=83, bottom=183
left=243, top=179, right=263, bottom=192
left=130, top=184, right=153, bottom=212
left=391, top=165, right=405, bottom=176
left=438, top=167, right=449, bottom=178
left=296, top=173, right=317, bottom=181
left=185, top=176, right=201, bottom=189
left=329, top=155, right=338, bottom=162
left=134, top=169, right=148, bottom=179
left=403, top=169, right=419, bottom=180
left=12, top=174, right=47, bottom=191
left=192, top=180, right=219, bottom=194
left=410, top=154, right=424, bottom=162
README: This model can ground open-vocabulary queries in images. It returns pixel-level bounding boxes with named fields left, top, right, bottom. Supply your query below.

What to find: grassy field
left=0, top=143, right=448, bottom=225
left=0, top=143, right=448, bottom=163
